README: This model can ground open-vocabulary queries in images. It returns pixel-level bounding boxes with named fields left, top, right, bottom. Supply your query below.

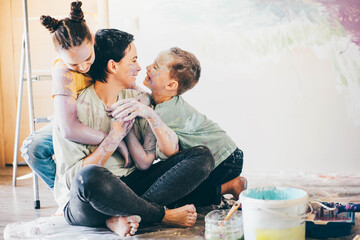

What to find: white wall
left=108, top=0, right=360, bottom=174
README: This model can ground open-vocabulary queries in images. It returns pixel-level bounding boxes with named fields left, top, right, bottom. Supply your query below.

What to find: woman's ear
left=166, top=79, right=178, bottom=91
left=107, top=59, right=117, bottom=74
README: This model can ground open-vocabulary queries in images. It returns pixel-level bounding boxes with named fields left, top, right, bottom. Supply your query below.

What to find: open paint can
left=240, top=187, right=308, bottom=240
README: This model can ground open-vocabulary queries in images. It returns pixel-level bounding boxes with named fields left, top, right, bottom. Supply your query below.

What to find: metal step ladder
left=12, top=0, right=52, bottom=209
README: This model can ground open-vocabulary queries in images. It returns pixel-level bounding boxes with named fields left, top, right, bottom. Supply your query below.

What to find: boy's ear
left=107, top=59, right=117, bottom=74
left=166, top=79, right=178, bottom=91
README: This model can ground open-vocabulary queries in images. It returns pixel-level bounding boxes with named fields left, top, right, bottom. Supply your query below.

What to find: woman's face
left=115, top=43, right=141, bottom=89
left=58, top=39, right=95, bottom=74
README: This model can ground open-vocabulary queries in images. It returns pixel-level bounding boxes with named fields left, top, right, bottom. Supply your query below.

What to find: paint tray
left=306, top=211, right=355, bottom=238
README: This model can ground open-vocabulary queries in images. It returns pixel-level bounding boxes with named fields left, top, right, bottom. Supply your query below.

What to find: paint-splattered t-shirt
left=53, top=84, right=154, bottom=211
left=52, top=58, right=93, bottom=99
left=154, top=96, right=237, bottom=168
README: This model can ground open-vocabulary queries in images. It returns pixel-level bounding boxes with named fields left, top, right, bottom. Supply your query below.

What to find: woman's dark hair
left=88, top=29, right=134, bottom=83
left=40, top=1, right=92, bottom=50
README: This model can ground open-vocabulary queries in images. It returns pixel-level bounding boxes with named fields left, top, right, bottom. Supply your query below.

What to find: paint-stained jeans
left=169, top=148, right=244, bottom=207
left=20, top=124, right=55, bottom=189
left=64, top=146, right=215, bottom=227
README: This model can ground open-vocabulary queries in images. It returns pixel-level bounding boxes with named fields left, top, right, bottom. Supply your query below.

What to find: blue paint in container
left=240, top=187, right=308, bottom=240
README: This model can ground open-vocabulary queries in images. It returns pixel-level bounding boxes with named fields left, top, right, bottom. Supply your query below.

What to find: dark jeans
left=169, top=148, right=243, bottom=207
left=64, top=146, right=214, bottom=227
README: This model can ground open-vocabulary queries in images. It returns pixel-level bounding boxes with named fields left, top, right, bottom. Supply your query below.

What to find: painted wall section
left=109, top=0, right=360, bottom=173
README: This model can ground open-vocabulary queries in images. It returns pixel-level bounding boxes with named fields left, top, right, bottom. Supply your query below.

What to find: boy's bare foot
left=162, top=204, right=197, bottom=227
left=106, top=215, right=141, bottom=237
left=221, top=176, right=248, bottom=200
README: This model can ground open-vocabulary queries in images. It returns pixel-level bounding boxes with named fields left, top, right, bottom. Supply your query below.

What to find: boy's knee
left=192, top=145, right=215, bottom=172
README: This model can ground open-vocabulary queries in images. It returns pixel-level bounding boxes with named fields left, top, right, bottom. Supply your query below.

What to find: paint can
left=205, top=209, right=243, bottom=240
left=240, top=187, right=308, bottom=240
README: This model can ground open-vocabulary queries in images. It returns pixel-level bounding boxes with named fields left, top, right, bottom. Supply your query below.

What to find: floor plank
left=0, top=166, right=57, bottom=237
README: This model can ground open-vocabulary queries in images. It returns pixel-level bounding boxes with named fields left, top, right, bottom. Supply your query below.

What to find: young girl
left=21, top=1, right=132, bottom=192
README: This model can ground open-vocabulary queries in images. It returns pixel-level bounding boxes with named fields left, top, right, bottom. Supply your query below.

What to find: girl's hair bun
left=69, top=1, right=84, bottom=22
left=40, top=15, right=60, bottom=33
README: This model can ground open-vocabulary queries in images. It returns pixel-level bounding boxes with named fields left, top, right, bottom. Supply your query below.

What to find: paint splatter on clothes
left=53, top=84, right=154, bottom=212
left=154, top=96, right=237, bottom=168
left=51, top=58, right=93, bottom=99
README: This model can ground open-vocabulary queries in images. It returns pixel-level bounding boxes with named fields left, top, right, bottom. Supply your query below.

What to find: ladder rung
left=34, top=117, right=52, bottom=123
left=23, top=74, right=52, bottom=82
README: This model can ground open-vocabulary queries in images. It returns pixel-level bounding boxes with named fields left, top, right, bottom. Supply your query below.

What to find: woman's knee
left=75, top=165, right=103, bottom=187
left=74, top=165, right=113, bottom=196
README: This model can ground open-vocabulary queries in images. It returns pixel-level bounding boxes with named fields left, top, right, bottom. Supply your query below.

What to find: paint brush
left=224, top=199, right=241, bottom=221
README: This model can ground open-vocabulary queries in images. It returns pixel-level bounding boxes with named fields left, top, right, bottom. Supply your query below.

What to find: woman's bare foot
left=162, top=204, right=197, bottom=227
left=106, top=215, right=141, bottom=237
left=221, top=176, right=248, bottom=200
left=52, top=208, right=64, bottom=217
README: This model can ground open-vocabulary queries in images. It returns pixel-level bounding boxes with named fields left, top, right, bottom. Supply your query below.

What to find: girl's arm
left=52, top=66, right=107, bottom=145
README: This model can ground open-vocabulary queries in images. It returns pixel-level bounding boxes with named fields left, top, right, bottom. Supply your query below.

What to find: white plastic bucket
left=240, top=187, right=308, bottom=240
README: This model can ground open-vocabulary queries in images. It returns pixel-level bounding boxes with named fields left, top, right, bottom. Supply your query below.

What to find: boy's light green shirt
left=53, top=84, right=154, bottom=211
left=154, top=96, right=237, bottom=167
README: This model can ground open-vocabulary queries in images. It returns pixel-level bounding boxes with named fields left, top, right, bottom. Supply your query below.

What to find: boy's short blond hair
left=168, top=47, right=201, bottom=95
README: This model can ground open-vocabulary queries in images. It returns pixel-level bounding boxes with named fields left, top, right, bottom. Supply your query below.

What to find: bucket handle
left=254, top=202, right=313, bottom=220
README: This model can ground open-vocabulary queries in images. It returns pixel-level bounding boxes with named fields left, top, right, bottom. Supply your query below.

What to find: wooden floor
left=1, top=166, right=359, bottom=239
left=0, top=166, right=57, bottom=237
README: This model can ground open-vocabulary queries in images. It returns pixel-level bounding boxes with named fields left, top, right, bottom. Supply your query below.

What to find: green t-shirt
left=53, top=84, right=154, bottom=211
left=154, top=96, right=237, bottom=168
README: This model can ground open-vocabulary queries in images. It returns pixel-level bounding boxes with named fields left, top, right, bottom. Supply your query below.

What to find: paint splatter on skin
left=109, top=98, right=179, bottom=158
left=144, top=51, right=174, bottom=94
left=83, top=118, right=135, bottom=167
left=128, top=64, right=139, bottom=77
